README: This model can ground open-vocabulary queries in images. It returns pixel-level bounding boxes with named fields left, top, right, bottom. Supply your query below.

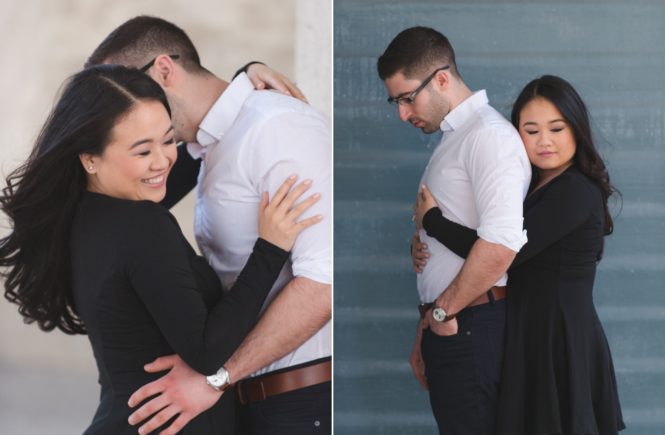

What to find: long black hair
left=0, top=65, right=170, bottom=334
left=511, top=75, right=616, bottom=236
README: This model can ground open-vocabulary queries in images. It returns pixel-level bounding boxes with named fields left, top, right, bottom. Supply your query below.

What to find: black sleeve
left=422, top=171, right=596, bottom=270
left=422, top=207, right=478, bottom=259
left=160, top=144, right=201, bottom=209
left=506, top=172, right=595, bottom=268
left=125, top=204, right=288, bottom=374
left=233, top=61, right=265, bottom=80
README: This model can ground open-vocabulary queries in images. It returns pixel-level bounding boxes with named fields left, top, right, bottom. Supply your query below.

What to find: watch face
left=207, top=369, right=229, bottom=390
left=210, top=374, right=225, bottom=387
left=432, top=307, right=446, bottom=322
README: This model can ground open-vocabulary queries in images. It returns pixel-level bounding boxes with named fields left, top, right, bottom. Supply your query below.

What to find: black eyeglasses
left=387, top=65, right=450, bottom=106
left=139, top=54, right=180, bottom=73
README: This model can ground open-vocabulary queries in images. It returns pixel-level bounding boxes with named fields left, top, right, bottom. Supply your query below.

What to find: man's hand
left=411, top=232, right=430, bottom=273
left=426, top=309, right=459, bottom=337
left=246, top=63, right=308, bottom=102
left=127, top=355, right=222, bottom=435
left=409, top=319, right=428, bottom=389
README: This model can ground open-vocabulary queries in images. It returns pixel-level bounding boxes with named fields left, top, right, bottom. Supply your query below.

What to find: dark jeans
left=238, top=381, right=331, bottom=435
left=421, top=299, right=506, bottom=435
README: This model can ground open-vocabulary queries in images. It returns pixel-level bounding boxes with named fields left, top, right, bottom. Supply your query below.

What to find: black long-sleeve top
left=422, top=165, right=603, bottom=268
left=71, top=192, right=287, bottom=434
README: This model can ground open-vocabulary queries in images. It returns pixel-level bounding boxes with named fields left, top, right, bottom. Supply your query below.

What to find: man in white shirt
left=378, top=27, right=531, bottom=434
left=86, top=16, right=331, bottom=435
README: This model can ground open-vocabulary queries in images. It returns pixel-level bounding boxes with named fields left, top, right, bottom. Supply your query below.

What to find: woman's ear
left=79, top=153, right=96, bottom=174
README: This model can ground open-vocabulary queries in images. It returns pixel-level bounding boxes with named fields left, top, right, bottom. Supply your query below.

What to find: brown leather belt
left=418, top=286, right=507, bottom=319
left=236, top=360, right=331, bottom=405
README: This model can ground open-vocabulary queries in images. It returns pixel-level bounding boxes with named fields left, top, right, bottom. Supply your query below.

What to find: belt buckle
left=238, top=379, right=268, bottom=405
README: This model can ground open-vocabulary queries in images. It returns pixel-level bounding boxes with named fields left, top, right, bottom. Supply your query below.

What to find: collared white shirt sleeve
left=465, top=126, right=529, bottom=252
left=246, top=109, right=332, bottom=285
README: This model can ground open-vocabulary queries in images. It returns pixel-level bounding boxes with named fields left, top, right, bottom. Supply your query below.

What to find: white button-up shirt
left=417, top=90, right=531, bottom=303
left=192, top=73, right=331, bottom=376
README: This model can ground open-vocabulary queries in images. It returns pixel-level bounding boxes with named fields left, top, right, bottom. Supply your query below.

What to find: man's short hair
left=377, top=26, right=460, bottom=81
left=86, top=15, right=205, bottom=73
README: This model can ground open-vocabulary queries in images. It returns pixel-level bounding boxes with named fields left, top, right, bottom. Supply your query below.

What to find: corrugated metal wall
left=333, top=1, right=665, bottom=434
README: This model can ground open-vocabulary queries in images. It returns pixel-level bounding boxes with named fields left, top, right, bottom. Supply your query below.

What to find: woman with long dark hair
left=413, top=75, right=624, bottom=434
left=0, top=64, right=321, bottom=434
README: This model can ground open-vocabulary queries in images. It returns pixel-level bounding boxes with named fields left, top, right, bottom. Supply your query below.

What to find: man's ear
left=79, top=153, right=96, bottom=174
left=149, top=54, right=179, bottom=88
left=433, top=69, right=450, bottom=92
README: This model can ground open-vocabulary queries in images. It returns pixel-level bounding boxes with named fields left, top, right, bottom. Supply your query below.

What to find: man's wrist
left=432, top=292, right=456, bottom=322
left=205, top=366, right=233, bottom=392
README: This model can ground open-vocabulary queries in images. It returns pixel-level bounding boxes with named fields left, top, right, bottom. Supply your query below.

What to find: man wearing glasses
left=377, top=27, right=530, bottom=434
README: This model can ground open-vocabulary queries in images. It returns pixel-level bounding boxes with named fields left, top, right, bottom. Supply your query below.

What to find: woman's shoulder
left=79, top=192, right=178, bottom=233
left=548, top=166, right=602, bottom=202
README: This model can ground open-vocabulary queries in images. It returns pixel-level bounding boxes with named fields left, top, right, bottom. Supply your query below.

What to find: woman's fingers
left=267, top=175, right=298, bottom=209
left=286, top=193, right=321, bottom=221
left=285, top=80, right=308, bottom=103
left=295, top=214, right=324, bottom=232
left=275, top=179, right=312, bottom=214
left=259, top=191, right=269, bottom=212
left=421, top=184, right=438, bottom=209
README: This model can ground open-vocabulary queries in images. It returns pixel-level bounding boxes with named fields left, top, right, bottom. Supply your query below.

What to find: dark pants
left=421, top=299, right=506, bottom=435
left=237, top=381, right=331, bottom=435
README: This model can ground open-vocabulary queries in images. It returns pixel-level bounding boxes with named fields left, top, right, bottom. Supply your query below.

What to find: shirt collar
left=439, top=90, right=489, bottom=133
left=192, top=72, right=255, bottom=148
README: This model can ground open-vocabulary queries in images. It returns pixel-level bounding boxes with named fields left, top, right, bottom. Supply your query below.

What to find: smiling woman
left=80, top=101, right=177, bottom=203
left=0, top=64, right=322, bottom=434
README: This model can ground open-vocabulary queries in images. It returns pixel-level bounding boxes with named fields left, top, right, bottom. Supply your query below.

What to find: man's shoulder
left=472, top=105, right=516, bottom=135
left=460, top=105, right=522, bottom=149
left=242, top=90, right=325, bottom=123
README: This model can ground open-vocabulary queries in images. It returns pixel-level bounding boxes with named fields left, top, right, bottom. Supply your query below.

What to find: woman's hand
left=246, top=63, right=308, bottom=103
left=414, top=184, right=438, bottom=229
left=259, top=175, right=322, bottom=251
left=411, top=232, right=430, bottom=273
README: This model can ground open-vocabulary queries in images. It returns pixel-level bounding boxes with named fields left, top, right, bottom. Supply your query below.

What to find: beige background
left=0, top=0, right=330, bottom=433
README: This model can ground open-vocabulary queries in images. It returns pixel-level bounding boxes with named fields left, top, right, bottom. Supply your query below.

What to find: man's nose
left=398, top=103, right=411, bottom=122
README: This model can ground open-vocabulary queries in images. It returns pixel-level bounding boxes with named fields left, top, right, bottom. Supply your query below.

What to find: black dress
left=70, top=192, right=288, bottom=434
left=422, top=166, right=624, bottom=435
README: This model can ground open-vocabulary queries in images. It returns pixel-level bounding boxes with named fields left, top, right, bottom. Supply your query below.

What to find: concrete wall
left=0, top=0, right=329, bottom=433
left=334, top=1, right=665, bottom=434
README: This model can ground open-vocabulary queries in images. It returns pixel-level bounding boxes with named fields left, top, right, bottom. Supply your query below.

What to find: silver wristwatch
left=206, top=366, right=232, bottom=392
left=432, top=306, right=456, bottom=323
